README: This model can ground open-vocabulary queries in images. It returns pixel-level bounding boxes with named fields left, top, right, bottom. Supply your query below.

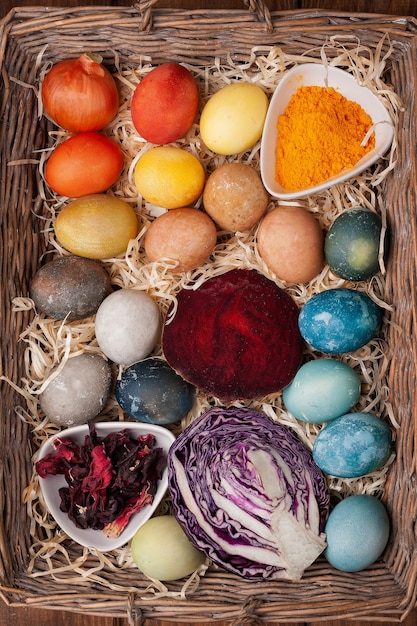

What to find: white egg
left=95, top=289, right=161, bottom=365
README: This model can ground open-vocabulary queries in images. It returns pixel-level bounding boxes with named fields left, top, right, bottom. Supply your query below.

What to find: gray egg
left=30, top=255, right=111, bottom=321
left=40, top=353, right=112, bottom=426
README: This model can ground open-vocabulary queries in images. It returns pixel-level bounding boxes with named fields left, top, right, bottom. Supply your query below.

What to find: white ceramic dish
left=260, top=63, right=394, bottom=200
left=37, top=421, right=176, bottom=551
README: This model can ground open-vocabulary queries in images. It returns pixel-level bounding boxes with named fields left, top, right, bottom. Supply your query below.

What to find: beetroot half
left=162, top=269, right=303, bottom=402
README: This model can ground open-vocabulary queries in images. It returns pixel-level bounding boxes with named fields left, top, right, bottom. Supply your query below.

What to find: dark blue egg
left=298, top=288, right=382, bottom=354
left=115, top=357, right=196, bottom=425
left=313, top=412, right=393, bottom=478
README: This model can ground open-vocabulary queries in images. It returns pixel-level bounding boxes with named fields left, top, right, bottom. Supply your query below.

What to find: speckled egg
left=312, top=412, right=393, bottom=478
left=282, top=358, right=361, bottom=423
left=115, top=357, right=196, bottom=425
left=95, top=289, right=161, bottom=365
left=298, top=288, right=382, bottom=354
left=30, top=255, right=111, bottom=321
left=324, top=495, right=390, bottom=572
left=39, top=353, right=112, bottom=426
left=325, top=208, right=383, bottom=281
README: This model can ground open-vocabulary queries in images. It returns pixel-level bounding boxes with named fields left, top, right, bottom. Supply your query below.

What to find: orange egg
left=257, top=205, right=324, bottom=284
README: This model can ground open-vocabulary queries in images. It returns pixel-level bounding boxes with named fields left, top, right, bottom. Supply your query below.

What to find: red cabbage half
left=168, top=407, right=329, bottom=580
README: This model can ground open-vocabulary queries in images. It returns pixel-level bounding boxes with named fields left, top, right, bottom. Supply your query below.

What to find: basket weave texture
left=1, top=2, right=417, bottom=623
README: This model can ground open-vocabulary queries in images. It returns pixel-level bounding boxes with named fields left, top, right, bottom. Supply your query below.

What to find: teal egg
left=282, top=358, right=361, bottom=423
left=313, top=412, right=392, bottom=478
left=115, top=357, right=196, bottom=425
left=324, top=495, right=390, bottom=572
left=325, top=208, right=382, bottom=281
left=298, top=288, right=382, bottom=354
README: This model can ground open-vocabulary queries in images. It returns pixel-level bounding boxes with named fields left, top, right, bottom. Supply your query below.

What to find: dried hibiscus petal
left=36, top=420, right=165, bottom=536
left=162, top=268, right=303, bottom=402
left=103, top=484, right=154, bottom=538
left=36, top=437, right=82, bottom=478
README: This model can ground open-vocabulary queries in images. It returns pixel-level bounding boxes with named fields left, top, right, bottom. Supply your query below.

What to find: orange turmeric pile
left=275, top=86, right=375, bottom=191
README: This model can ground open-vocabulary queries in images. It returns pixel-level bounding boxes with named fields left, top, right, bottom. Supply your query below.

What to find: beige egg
left=257, top=205, right=324, bottom=284
left=203, top=162, right=268, bottom=232
left=144, top=207, right=217, bottom=273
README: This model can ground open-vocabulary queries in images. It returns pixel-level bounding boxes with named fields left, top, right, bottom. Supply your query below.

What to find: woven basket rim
left=1, top=5, right=417, bottom=623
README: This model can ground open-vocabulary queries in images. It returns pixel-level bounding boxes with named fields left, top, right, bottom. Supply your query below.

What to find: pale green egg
left=131, top=515, right=206, bottom=581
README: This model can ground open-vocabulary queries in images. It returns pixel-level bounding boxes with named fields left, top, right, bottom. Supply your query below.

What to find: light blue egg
left=282, top=358, right=361, bottom=423
left=324, top=494, right=390, bottom=572
left=312, top=412, right=392, bottom=478
left=298, top=288, right=382, bottom=354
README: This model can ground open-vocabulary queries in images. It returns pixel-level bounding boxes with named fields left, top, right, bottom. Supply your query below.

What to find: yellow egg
left=55, top=194, right=138, bottom=260
left=257, top=205, right=324, bottom=284
left=134, top=146, right=205, bottom=209
left=200, top=83, right=268, bottom=155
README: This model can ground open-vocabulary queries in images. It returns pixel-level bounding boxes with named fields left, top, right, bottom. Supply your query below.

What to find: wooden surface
left=1, top=0, right=417, bottom=624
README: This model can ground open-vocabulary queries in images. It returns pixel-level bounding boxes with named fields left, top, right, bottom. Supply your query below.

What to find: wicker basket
left=1, top=2, right=417, bottom=622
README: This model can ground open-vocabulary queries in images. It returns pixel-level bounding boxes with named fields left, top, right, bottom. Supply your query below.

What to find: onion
left=41, top=53, right=119, bottom=132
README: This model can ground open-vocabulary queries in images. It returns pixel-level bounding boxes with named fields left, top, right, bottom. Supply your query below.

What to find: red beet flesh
left=162, top=269, right=303, bottom=402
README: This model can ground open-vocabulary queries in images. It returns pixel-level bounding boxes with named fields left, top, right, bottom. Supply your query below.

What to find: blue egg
left=282, top=358, right=361, bottom=423
left=324, top=495, right=390, bottom=572
left=115, top=357, right=196, bottom=425
left=298, top=288, right=382, bottom=354
left=313, top=412, right=392, bottom=478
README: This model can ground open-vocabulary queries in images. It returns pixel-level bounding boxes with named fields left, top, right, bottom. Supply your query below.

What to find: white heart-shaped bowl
left=37, top=421, right=176, bottom=552
left=260, top=63, right=394, bottom=200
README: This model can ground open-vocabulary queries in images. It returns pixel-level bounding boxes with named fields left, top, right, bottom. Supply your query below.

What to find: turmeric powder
left=275, top=86, right=375, bottom=191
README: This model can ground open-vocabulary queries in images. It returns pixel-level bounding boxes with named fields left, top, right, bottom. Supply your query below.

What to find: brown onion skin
left=41, top=53, right=119, bottom=132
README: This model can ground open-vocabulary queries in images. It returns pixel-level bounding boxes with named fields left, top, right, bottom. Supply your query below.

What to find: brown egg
left=144, top=207, right=217, bottom=273
left=257, top=205, right=324, bottom=284
left=203, top=162, right=268, bottom=232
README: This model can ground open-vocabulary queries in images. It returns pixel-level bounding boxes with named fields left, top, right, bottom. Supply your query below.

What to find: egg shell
left=282, top=358, right=361, bottom=423
left=95, top=289, right=161, bottom=365
left=324, top=494, right=390, bottom=572
left=257, top=205, right=324, bottom=284
left=312, top=411, right=393, bottom=478
left=325, top=208, right=383, bottom=281
left=115, top=357, right=196, bottom=425
left=200, top=83, right=268, bottom=155
left=203, top=162, right=268, bottom=232
left=30, top=255, right=111, bottom=321
left=144, top=207, right=217, bottom=273
left=39, top=353, right=112, bottom=426
left=298, top=288, right=382, bottom=354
